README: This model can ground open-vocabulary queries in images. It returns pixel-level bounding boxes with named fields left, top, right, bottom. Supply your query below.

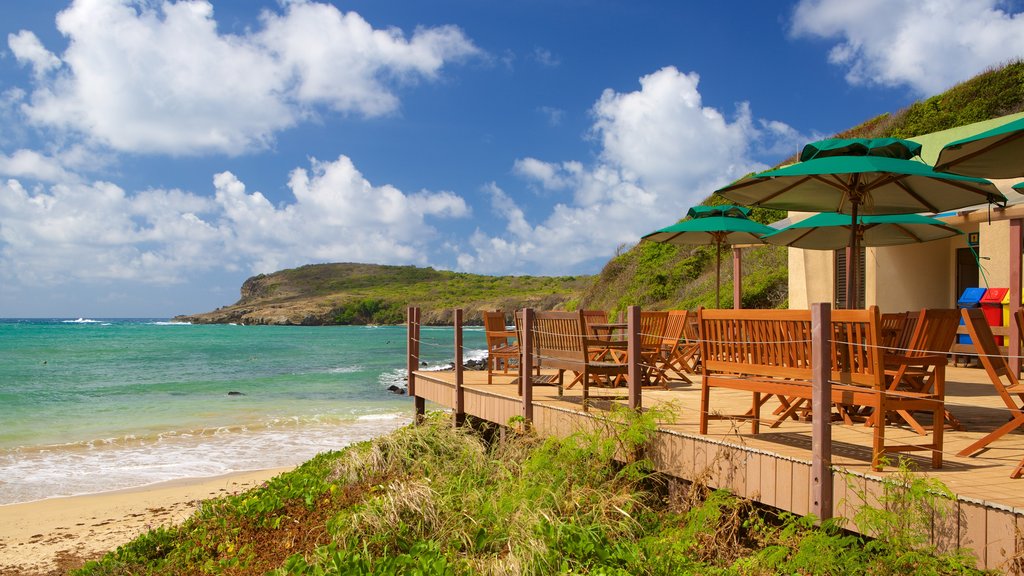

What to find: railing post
left=627, top=305, right=641, bottom=410
left=1010, top=218, right=1022, bottom=377
left=521, top=308, right=534, bottom=422
left=811, top=302, right=833, bottom=521
left=407, top=306, right=424, bottom=424
left=454, top=308, right=465, bottom=427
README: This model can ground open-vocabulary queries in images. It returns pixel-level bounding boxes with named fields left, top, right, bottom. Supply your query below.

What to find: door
left=956, top=247, right=980, bottom=301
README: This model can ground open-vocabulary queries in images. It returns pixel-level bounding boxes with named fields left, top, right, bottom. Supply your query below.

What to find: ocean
left=0, top=318, right=485, bottom=505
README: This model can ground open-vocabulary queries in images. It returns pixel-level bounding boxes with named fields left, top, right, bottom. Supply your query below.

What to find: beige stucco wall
left=872, top=240, right=957, bottom=312
left=787, top=248, right=835, bottom=309
left=979, top=219, right=1011, bottom=290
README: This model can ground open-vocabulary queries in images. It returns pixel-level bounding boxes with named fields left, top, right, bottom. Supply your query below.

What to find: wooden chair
left=637, top=311, right=669, bottom=387
left=656, top=310, right=693, bottom=384
left=957, top=308, right=1024, bottom=477
left=880, top=312, right=908, bottom=352
left=880, top=308, right=961, bottom=432
left=483, top=311, right=519, bottom=385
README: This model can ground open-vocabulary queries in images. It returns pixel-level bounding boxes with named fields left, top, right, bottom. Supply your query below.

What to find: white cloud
left=12, top=0, right=479, bottom=155
left=8, top=31, right=62, bottom=78
left=0, top=155, right=469, bottom=287
left=457, top=66, right=792, bottom=275
left=512, top=157, right=579, bottom=191
left=0, top=149, right=78, bottom=182
left=791, top=0, right=1024, bottom=95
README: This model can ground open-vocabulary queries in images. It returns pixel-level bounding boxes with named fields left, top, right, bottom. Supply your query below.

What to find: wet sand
left=0, top=467, right=291, bottom=575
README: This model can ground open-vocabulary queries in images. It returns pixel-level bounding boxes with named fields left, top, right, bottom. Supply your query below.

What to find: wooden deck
left=413, top=365, right=1024, bottom=573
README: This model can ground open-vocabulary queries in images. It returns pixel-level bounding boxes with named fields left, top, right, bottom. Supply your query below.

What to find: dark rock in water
left=386, top=385, right=407, bottom=395
left=227, top=391, right=245, bottom=396
left=463, top=359, right=486, bottom=370
left=420, top=361, right=428, bottom=367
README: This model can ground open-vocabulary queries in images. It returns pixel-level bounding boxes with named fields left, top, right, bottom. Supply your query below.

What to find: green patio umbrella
left=716, top=137, right=1001, bottom=308
left=935, top=116, right=1024, bottom=178
left=763, top=212, right=963, bottom=250
left=642, top=205, right=774, bottom=308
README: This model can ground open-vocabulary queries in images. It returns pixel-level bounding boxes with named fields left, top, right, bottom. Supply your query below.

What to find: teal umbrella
left=642, top=205, right=774, bottom=308
left=716, top=137, right=1000, bottom=308
left=935, top=117, right=1024, bottom=178
left=763, top=212, right=963, bottom=250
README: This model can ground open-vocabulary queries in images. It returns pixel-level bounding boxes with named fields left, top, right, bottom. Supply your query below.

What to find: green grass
left=73, top=411, right=992, bottom=575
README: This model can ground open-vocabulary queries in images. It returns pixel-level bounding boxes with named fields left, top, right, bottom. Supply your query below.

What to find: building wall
left=872, top=240, right=958, bottom=312
left=788, top=247, right=834, bottom=308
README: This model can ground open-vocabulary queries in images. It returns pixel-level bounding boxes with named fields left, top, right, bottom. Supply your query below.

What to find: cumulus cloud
left=0, top=155, right=469, bottom=286
left=0, top=149, right=78, bottom=182
left=457, top=66, right=794, bottom=275
left=791, top=0, right=1024, bottom=95
left=11, top=0, right=479, bottom=155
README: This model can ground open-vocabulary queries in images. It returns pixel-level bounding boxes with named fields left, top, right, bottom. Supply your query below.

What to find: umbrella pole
left=716, top=241, right=722, bottom=309
left=847, top=203, right=859, bottom=310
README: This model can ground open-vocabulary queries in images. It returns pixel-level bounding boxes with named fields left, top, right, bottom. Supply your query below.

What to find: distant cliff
left=174, top=262, right=593, bottom=326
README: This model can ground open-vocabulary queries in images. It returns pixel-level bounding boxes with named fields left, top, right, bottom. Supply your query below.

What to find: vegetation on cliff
left=74, top=411, right=986, bottom=575
left=175, top=263, right=592, bottom=326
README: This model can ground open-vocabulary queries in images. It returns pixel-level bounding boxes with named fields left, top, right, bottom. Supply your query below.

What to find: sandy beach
left=0, top=467, right=291, bottom=576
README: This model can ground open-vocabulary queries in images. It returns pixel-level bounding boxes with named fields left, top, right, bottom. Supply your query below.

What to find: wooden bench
left=530, top=310, right=629, bottom=407
left=698, top=306, right=943, bottom=470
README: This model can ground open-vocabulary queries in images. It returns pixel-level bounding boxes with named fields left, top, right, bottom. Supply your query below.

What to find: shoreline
left=0, top=467, right=291, bottom=576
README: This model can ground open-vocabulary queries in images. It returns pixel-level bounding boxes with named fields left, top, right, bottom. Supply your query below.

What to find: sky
left=2, top=0, right=1024, bottom=318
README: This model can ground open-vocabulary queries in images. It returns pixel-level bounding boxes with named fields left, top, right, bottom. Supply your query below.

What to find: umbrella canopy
left=763, top=212, right=963, bottom=250
left=642, top=205, right=774, bottom=308
left=935, top=116, right=1024, bottom=178
left=716, top=137, right=1001, bottom=308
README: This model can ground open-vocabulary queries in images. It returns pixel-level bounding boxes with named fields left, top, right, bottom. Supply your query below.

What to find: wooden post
left=733, top=246, right=742, bottom=309
left=811, top=302, right=833, bottom=521
left=454, top=308, right=465, bottom=427
left=1011, top=219, right=1022, bottom=377
left=627, top=305, right=641, bottom=410
left=521, top=308, right=534, bottom=422
left=407, top=306, right=424, bottom=423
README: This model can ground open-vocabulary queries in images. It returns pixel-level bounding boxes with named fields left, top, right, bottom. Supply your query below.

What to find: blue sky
left=2, top=0, right=1024, bottom=317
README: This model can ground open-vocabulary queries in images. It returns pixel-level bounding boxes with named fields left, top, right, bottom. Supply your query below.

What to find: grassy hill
left=175, top=262, right=592, bottom=325
left=579, top=60, right=1024, bottom=315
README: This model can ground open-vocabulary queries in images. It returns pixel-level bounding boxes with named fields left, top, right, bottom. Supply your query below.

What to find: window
left=835, top=247, right=866, bottom=309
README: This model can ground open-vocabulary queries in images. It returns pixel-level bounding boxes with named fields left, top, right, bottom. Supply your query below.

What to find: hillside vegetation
left=175, top=263, right=591, bottom=325
left=579, top=60, right=1024, bottom=314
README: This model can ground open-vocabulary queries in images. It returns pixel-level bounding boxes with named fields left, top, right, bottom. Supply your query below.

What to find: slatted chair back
left=661, top=310, right=688, bottom=349
left=901, top=308, right=959, bottom=359
left=699, top=307, right=884, bottom=388
left=532, top=311, right=586, bottom=365
left=639, top=311, right=669, bottom=349
left=880, top=312, right=908, bottom=350
left=483, top=310, right=519, bottom=385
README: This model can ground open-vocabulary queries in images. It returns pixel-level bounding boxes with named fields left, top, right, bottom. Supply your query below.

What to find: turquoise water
left=0, top=319, right=485, bottom=505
